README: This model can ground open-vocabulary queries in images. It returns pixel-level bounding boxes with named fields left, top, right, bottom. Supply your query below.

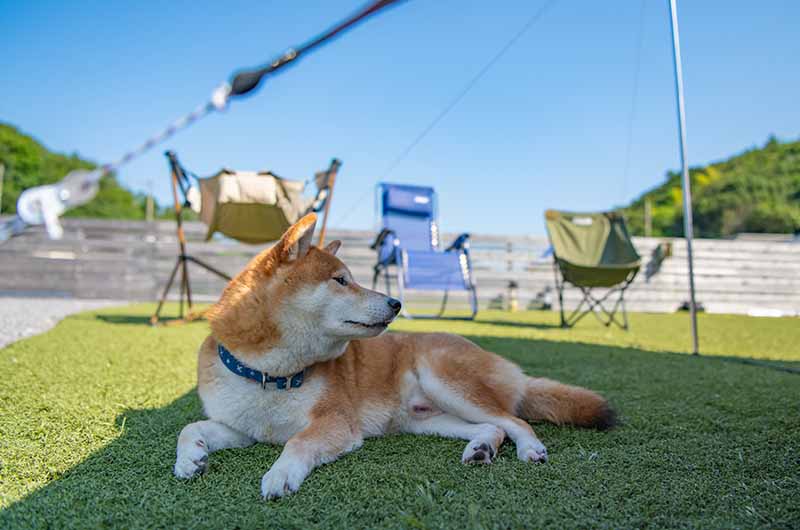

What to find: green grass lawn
left=0, top=305, right=798, bottom=529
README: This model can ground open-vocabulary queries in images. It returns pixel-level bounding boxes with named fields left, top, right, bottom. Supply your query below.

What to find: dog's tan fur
left=175, top=213, right=615, bottom=498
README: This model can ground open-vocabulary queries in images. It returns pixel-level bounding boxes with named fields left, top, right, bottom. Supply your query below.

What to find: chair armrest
left=309, top=188, right=329, bottom=212
left=371, top=228, right=399, bottom=250
left=446, top=233, right=471, bottom=252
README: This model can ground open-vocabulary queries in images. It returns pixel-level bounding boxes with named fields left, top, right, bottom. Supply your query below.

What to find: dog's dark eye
left=333, top=276, right=348, bottom=286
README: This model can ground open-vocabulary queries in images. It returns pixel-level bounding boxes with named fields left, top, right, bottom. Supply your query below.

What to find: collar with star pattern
left=217, top=343, right=305, bottom=390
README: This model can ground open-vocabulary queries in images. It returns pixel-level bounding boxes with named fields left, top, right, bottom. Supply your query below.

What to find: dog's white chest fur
left=199, top=362, right=324, bottom=444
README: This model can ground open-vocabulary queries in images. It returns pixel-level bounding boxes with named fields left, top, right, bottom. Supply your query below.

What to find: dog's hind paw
left=461, top=425, right=504, bottom=465
left=462, top=441, right=495, bottom=464
left=517, top=439, right=548, bottom=463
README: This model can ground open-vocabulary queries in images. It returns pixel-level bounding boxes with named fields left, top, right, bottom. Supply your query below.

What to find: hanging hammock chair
left=151, top=151, right=341, bottom=324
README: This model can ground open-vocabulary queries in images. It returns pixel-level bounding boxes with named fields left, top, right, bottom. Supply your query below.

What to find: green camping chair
left=544, top=210, right=641, bottom=329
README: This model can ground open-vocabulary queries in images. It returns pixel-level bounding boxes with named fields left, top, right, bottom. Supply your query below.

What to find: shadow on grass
left=473, top=318, right=562, bottom=330
left=0, top=391, right=207, bottom=529
left=698, top=354, right=800, bottom=374
left=2, top=336, right=798, bottom=529
left=95, top=313, right=209, bottom=327
left=94, top=314, right=155, bottom=325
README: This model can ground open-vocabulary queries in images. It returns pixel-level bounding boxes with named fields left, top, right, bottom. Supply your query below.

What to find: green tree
left=621, top=136, right=800, bottom=237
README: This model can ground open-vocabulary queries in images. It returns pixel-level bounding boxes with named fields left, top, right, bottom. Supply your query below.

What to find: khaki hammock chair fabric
left=191, top=168, right=330, bottom=244
left=544, top=210, right=641, bottom=329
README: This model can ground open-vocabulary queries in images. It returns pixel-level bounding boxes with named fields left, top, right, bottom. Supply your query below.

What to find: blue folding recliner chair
left=371, top=183, right=478, bottom=319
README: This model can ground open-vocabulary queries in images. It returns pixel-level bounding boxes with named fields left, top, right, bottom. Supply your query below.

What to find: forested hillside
left=0, top=122, right=158, bottom=219
left=622, top=136, right=800, bottom=237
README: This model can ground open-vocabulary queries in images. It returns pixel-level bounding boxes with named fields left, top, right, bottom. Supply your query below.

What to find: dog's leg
left=174, top=420, right=255, bottom=479
left=405, top=413, right=506, bottom=464
left=261, top=415, right=362, bottom=499
left=418, top=368, right=548, bottom=463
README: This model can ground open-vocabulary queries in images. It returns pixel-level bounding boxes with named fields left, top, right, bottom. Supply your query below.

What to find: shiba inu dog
left=174, top=213, right=616, bottom=499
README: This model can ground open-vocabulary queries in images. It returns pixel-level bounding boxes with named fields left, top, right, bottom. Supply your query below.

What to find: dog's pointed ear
left=278, top=213, right=317, bottom=262
left=323, top=240, right=341, bottom=256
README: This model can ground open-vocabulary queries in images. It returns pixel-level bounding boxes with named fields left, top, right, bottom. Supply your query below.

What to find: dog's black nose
left=387, top=298, right=402, bottom=314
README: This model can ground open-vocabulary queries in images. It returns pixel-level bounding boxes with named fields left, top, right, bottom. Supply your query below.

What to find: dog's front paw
left=261, top=457, right=309, bottom=499
left=517, top=439, right=548, bottom=463
left=174, top=439, right=209, bottom=479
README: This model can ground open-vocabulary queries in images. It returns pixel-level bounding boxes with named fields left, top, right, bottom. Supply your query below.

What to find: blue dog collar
left=217, top=343, right=305, bottom=390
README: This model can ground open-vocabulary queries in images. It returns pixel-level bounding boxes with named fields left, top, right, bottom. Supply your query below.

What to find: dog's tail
left=515, top=377, right=617, bottom=430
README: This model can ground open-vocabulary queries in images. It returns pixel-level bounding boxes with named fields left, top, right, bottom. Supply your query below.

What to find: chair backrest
left=544, top=210, right=640, bottom=268
left=378, top=183, right=438, bottom=251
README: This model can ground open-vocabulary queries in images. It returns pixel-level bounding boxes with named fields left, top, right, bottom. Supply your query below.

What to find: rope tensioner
left=1, top=0, right=405, bottom=243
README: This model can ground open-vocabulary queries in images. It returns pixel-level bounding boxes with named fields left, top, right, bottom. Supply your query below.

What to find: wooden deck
left=1, top=218, right=798, bottom=315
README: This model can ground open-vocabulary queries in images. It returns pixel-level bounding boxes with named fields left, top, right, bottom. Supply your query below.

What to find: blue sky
left=1, top=0, right=798, bottom=235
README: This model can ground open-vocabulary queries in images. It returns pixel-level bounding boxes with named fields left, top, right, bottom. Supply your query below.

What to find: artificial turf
left=0, top=305, right=798, bottom=529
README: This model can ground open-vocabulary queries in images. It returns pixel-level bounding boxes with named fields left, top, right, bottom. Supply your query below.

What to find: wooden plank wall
left=1, top=218, right=798, bottom=315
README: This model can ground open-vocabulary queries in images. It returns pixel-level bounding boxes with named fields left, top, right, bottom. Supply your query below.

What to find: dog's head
left=206, top=213, right=401, bottom=370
